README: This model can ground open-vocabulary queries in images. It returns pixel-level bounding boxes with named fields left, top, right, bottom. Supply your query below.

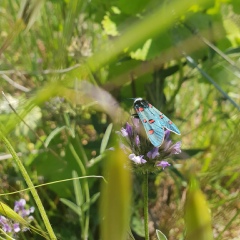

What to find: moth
left=133, top=98, right=180, bottom=147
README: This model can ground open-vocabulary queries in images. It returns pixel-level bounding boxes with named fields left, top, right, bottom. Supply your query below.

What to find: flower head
left=169, top=141, right=181, bottom=154
left=117, top=120, right=181, bottom=173
left=0, top=199, right=35, bottom=236
left=156, top=161, right=171, bottom=169
left=129, top=154, right=147, bottom=164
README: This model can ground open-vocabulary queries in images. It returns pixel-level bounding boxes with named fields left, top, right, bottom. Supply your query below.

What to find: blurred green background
left=0, top=0, right=239, bottom=239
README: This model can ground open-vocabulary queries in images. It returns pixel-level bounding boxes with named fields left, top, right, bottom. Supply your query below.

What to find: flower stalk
left=143, top=172, right=149, bottom=240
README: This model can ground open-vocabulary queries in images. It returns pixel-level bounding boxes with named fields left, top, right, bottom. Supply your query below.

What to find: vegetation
left=0, top=0, right=239, bottom=239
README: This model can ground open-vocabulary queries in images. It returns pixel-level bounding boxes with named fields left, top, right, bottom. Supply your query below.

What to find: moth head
left=134, top=97, right=143, bottom=104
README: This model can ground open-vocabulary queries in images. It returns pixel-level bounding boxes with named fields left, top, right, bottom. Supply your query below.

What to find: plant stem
left=69, top=143, right=90, bottom=240
left=0, top=128, right=56, bottom=240
left=143, top=172, right=149, bottom=240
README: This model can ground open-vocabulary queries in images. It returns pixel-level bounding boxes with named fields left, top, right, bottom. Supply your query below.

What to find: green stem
left=0, top=128, right=56, bottom=240
left=69, top=143, right=90, bottom=240
left=143, top=172, right=149, bottom=240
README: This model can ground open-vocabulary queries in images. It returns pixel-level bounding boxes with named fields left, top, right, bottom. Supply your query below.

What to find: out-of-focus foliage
left=0, top=0, right=239, bottom=239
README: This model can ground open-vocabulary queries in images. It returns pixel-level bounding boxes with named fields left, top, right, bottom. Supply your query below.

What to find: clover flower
left=117, top=119, right=181, bottom=174
left=0, top=199, right=35, bottom=235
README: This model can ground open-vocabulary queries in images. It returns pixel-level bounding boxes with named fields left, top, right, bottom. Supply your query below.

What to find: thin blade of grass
left=59, top=198, right=82, bottom=217
left=100, top=123, right=113, bottom=154
left=72, top=170, right=84, bottom=210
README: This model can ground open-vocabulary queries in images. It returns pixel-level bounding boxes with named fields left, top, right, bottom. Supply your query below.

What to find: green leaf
left=100, top=123, right=113, bottom=154
left=131, top=215, right=144, bottom=237
left=72, top=171, right=84, bottom=207
left=82, top=192, right=100, bottom=211
left=45, top=126, right=68, bottom=147
left=156, top=229, right=168, bottom=240
left=100, top=146, right=132, bottom=240
left=88, top=153, right=105, bottom=167
left=184, top=178, right=213, bottom=240
left=60, top=198, right=82, bottom=217
left=102, top=15, right=119, bottom=36
left=0, top=202, right=28, bottom=225
left=130, top=39, right=152, bottom=60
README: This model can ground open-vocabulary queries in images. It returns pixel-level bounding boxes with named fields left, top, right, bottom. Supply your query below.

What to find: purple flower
left=14, top=198, right=34, bottom=218
left=14, top=199, right=26, bottom=212
left=129, top=154, right=147, bottom=164
left=0, top=199, right=35, bottom=234
left=117, top=120, right=181, bottom=173
left=169, top=141, right=181, bottom=155
left=119, top=122, right=133, bottom=137
left=147, top=147, right=160, bottom=159
left=120, top=127, right=128, bottom=137
left=0, top=216, right=6, bottom=225
left=163, top=139, right=172, bottom=151
left=156, top=161, right=171, bottom=169
left=132, top=118, right=140, bottom=129
left=13, top=223, right=20, bottom=233
left=125, top=122, right=133, bottom=136
left=135, top=135, right=140, bottom=146
left=2, top=223, right=12, bottom=232
left=164, top=130, right=171, bottom=140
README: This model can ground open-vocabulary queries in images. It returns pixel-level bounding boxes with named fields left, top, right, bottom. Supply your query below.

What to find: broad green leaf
left=184, top=178, right=213, bottom=240
left=102, top=15, right=119, bottom=36
left=131, top=215, right=144, bottom=237
left=100, top=146, right=132, bottom=240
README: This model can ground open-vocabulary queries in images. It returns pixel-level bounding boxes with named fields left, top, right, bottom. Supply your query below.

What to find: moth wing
left=135, top=107, right=165, bottom=147
left=151, top=106, right=181, bottom=135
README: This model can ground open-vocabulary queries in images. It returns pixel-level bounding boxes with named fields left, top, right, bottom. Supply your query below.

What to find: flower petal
left=156, top=161, right=171, bottom=169
left=120, top=128, right=128, bottom=137
left=125, top=122, right=133, bottom=136
left=164, top=130, right=171, bottom=140
left=13, top=223, right=21, bottom=233
left=135, top=135, right=140, bottom=146
left=170, top=141, right=181, bottom=154
left=129, top=154, right=146, bottom=164
left=147, top=147, right=160, bottom=159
